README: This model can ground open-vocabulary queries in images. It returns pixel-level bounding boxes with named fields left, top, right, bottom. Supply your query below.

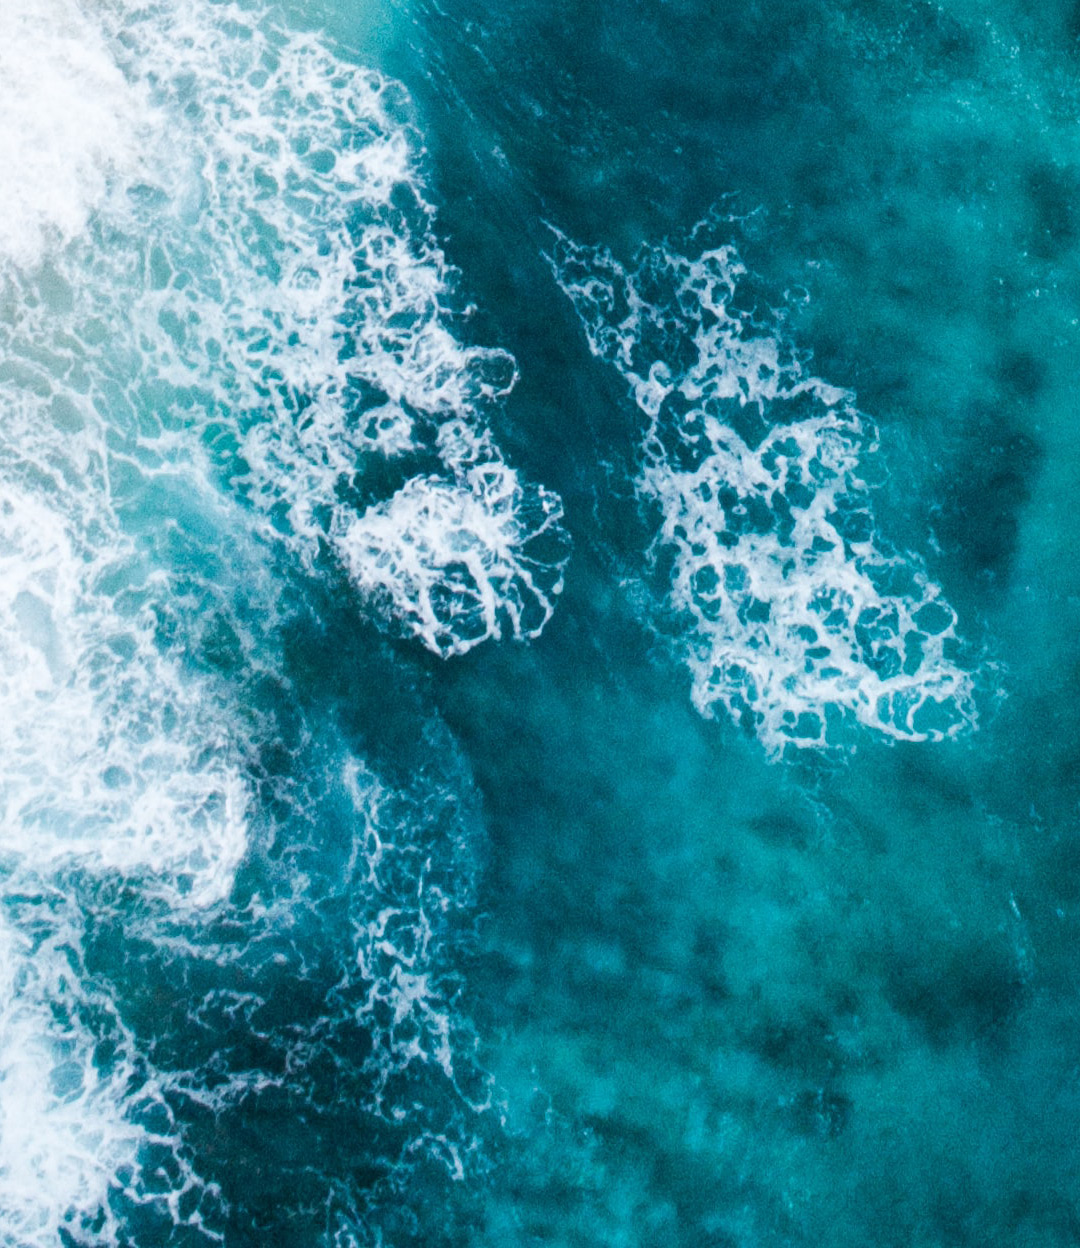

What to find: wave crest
left=78, top=1, right=570, bottom=656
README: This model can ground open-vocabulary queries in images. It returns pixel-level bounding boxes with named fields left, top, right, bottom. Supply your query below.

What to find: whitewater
left=0, top=0, right=564, bottom=1240
left=5, top=0, right=1078, bottom=1244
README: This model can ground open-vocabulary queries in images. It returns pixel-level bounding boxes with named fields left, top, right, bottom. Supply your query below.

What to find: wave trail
left=549, top=224, right=977, bottom=754
left=76, top=0, right=570, bottom=656
left=0, top=1, right=532, bottom=1236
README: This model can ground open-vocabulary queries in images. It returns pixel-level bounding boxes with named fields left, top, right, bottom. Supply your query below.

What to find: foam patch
left=0, top=0, right=150, bottom=268
left=0, top=2, right=542, bottom=1235
left=550, top=226, right=977, bottom=754
left=0, top=401, right=249, bottom=909
left=338, top=422, right=566, bottom=655
left=79, top=0, right=569, bottom=652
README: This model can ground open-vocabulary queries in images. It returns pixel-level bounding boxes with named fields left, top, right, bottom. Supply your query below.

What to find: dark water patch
left=933, top=416, right=1043, bottom=592
left=388, top=0, right=864, bottom=266
left=747, top=809, right=818, bottom=852
left=1036, top=830, right=1080, bottom=904
left=976, top=677, right=1080, bottom=833
left=1005, top=1188, right=1080, bottom=1245
left=746, top=1007, right=848, bottom=1078
left=885, top=936, right=1025, bottom=1046
left=820, top=792, right=892, bottom=855
left=692, top=918, right=733, bottom=1004
left=1023, top=161, right=1080, bottom=260
left=1068, top=0, right=1080, bottom=42
left=786, top=1085, right=854, bottom=1140
left=276, top=587, right=443, bottom=788
left=903, top=0, right=981, bottom=74
left=996, top=348, right=1048, bottom=402
left=893, top=747, right=978, bottom=820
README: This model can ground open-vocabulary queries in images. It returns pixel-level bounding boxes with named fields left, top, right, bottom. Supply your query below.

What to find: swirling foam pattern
left=0, top=324, right=247, bottom=1242
left=0, top=0, right=556, bottom=1239
left=101, top=0, right=566, bottom=654
left=2, top=0, right=566, bottom=655
left=550, top=226, right=977, bottom=754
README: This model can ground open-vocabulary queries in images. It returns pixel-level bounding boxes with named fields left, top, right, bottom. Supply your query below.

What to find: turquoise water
left=2, top=0, right=1080, bottom=1243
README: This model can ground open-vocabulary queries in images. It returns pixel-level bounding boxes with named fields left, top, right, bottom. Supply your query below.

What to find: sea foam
left=0, top=352, right=251, bottom=907
left=0, top=901, right=225, bottom=1245
left=0, top=1, right=529, bottom=1236
left=550, top=226, right=977, bottom=754
left=0, top=0, right=149, bottom=268
left=85, top=0, right=569, bottom=655
left=338, top=421, right=566, bottom=654
left=0, top=388, right=248, bottom=1239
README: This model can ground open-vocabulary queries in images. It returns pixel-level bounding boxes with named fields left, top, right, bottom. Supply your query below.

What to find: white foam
left=0, top=0, right=559, bottom=932
left=0, top=911, right=141, bottom=1244
left=0, top=0, right=536, bottom=1234
left=0, top=901, right=223, bottom=1246
left=0, top=389, right=248, bottom=1237
left=0, top=415, right=249, bottom=909
left=0, top=0, right=566, bottom=657
left=550, top=228, right=977, bottom=754
left=0, top=0, right=150, bottom=268
left=71, top=0, right=570, bottom=652
left=338, top=423, right=566, bottom=655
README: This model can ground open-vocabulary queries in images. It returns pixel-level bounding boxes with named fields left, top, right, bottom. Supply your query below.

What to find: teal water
left=2, top=0, right=1080, bottom=1244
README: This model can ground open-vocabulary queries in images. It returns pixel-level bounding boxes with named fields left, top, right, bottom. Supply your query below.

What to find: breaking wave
left=0, top=0, right=542, bottom=1238
left=96, top=0, right=566, bottom=654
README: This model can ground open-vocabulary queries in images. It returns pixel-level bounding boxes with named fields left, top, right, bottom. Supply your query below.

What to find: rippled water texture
left=2, top=0, right=1080, bottom=1244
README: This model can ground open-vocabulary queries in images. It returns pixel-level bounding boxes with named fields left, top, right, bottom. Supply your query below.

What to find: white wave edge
left=83, top=0, right=570, bottom=659
left=0, top=443, right=248, bottom=1241
left=0, top=0, right=153, bottom=269
left=0, top=0, right=552, bottom=1234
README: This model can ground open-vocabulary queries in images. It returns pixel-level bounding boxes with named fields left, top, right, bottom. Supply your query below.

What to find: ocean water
left=3, top=0, right=1080, bottom=1243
